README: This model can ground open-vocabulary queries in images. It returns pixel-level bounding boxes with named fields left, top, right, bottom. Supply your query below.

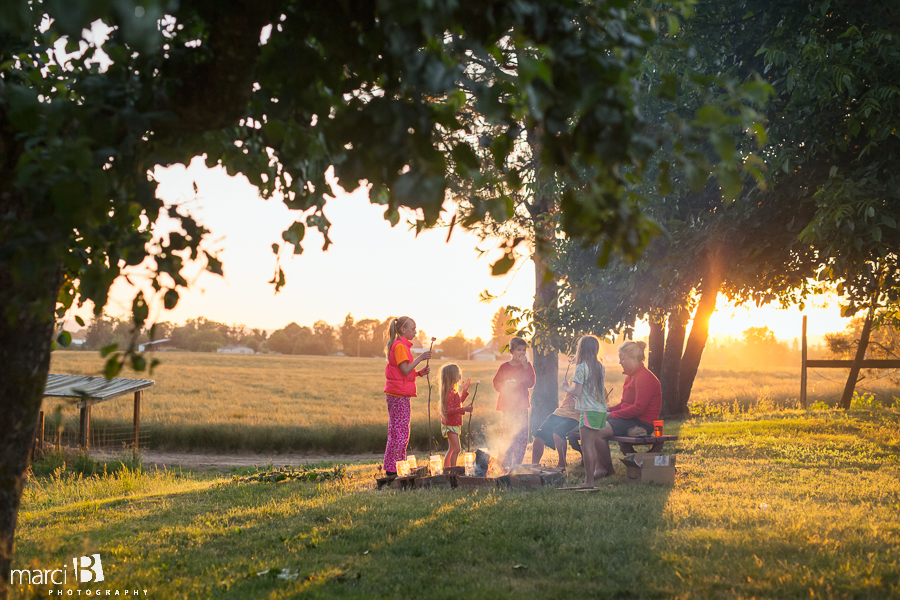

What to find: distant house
left=470, top=345, right=501, bottom=361
left=217, top=344, right=254, bottom=355
left=139, top=339, right=176, bottom=352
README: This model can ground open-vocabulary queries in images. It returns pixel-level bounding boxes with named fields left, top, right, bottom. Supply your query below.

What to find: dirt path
left=93, top=450, right=383, bottom=471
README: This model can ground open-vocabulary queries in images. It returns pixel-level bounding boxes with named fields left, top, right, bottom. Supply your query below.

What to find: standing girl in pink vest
left=383, top=316, right=432, bottom=476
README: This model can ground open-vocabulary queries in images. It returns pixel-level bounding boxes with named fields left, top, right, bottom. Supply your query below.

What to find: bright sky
left=89, top=157, right=536, bottom=342
left=78, top=157, right=852, bottom=344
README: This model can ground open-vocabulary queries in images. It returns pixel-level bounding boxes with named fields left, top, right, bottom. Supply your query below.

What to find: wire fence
left=36, top=420, right=152, bottom=453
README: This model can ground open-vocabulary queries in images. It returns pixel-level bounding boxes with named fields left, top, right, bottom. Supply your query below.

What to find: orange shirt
left=393, top=342, right=412, bottom=366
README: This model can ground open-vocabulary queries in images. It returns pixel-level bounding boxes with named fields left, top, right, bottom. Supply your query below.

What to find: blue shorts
left=534, top=414, right=579, bottom=449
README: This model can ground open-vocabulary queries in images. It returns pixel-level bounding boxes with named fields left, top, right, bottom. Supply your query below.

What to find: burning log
left=474, top=449, right=491, bottom=477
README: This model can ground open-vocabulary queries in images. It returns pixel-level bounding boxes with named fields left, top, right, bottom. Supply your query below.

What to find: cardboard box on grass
left=620, top=452, right=676, bottom=485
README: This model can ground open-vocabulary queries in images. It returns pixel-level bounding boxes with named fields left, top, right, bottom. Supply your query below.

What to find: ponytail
left=385, top=316, right=412, bottom=358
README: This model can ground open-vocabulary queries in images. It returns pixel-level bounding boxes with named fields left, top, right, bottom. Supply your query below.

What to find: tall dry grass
left=46, top=351, right=899, bottom=453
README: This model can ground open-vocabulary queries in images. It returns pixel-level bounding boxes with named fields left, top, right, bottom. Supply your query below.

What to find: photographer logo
left=75, top=554, right=104, bottom=583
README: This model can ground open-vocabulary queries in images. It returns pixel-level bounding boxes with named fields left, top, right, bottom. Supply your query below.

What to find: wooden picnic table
left=608, top=434, right=678, bottom=454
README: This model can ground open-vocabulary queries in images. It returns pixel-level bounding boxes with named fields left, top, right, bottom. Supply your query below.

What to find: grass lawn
left=11, top=409, right=900, bottom=599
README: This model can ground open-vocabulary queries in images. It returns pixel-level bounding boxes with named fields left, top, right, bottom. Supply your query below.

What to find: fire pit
left=376, top=449, right=566, bottom=491
left=455, top=449, right=505, bottom=488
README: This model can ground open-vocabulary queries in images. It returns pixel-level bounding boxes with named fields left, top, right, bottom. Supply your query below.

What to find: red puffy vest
left=384, top=337, right=418, bottom=397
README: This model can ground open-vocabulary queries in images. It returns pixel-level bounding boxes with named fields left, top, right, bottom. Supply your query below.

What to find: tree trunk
left=526, top=126, right=559, bottom=435
left=676, top=261, right=724, bottom=415
left=0, top=272, right=61, bottom=595
left=839, top=304, right=876, bottom=410
left=531, top=253, right=559, bottom=434
left=659, top=311, right=688, bottom=417
left=647, top=315, right=665, bottom=378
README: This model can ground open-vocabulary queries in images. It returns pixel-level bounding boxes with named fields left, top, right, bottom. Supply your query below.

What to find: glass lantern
left=464, top=452, right=476, bottom=476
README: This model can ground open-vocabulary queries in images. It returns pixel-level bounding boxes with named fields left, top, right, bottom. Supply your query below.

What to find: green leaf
left=104, top=356, right=123, bottom=379
left=281, top=222, right=306, bottom=255
left=384, top=208, right=400, bottom=227
left=56, top=331, right=72, bottom=348
left=718, top=169, right=742, bottom=202
left=163, top=289, right=179, bottom=310
left=872, top=226, right=882, bottom=242
left=75, top=315, right=85, bottom=327
left=132, top=292, right=149, bottom=326
left=491, top=253, right=515, bottom=276
left=451, top=144, right=480, bottom=173
left=7, top=84, right=41, bottom=131
left=263, top=121, right=286, bottom=145
left=100, top=343, right=119, bottom=358
left=656, top=74, right=678, bottom=100
left=205, top=252, right=224, bottom=275
left=130, top=354, right=147, bottom=372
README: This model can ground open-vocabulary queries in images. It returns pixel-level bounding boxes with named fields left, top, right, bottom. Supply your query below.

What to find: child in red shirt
left=439, top=363, right=473, bottom=468
left=492, top=337, right=536, bottom=469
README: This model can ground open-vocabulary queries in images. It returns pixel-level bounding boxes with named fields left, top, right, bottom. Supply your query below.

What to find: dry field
left=45, top=350, right=899, bottom=453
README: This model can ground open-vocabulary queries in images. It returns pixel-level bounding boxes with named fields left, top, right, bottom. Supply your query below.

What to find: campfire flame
left=487, top=455, right=508, bottom=478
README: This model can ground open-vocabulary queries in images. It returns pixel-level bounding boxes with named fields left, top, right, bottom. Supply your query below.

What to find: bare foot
left=594, top=469, right=611, bottom=478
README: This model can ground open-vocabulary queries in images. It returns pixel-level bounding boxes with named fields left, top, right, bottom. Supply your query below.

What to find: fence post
left=32, top=410, right=44, bottom=461
left=800, top=315, right=808, bottom=409
left=133, top=390, right=142, bottom=460
left=79, top=405, right=91, bottom=451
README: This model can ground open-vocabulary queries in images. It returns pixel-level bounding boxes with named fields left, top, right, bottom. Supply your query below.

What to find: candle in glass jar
left=429, top=455, right=442, bottom=476
left=464, top=452, right=476, bottom=476
left=397, top=461, right=409, bottom=477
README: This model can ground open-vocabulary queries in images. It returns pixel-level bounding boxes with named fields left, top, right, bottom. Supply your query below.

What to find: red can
left=653, top=420, right=664, bottom=437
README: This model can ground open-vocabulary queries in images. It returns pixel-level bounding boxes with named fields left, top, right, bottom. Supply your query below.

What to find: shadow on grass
left=16, top=475, right=676, bottom=599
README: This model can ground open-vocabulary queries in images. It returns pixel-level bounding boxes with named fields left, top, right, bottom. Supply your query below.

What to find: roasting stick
left=425, top=337, right=436, bottom=453
left=466, top=380, right=480, bottom=452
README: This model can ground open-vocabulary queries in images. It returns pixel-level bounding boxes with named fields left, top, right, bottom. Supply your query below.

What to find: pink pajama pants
left=383, top=394, right=411, bottom=472
left=501, top=410, right=528, bottom=468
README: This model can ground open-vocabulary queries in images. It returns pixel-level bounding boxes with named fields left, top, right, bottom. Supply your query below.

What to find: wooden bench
left=608, top=435, right=678, bottom=454
left=566, top=429, right=678, bottom=454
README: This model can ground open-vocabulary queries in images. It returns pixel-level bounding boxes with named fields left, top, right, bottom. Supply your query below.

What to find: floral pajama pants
left=383, top=394, right=411, bottom=472
left=501, top=410, right=528, bottom=468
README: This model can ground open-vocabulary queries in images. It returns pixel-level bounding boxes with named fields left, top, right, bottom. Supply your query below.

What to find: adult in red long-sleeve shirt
left=594, top=341, right=661, bottom=477
left=493, top=338, right=536, bottom=468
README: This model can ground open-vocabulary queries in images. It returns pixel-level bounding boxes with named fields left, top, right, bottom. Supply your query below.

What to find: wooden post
left=79, top=405, right=91, bottom=451
left=839, top=305, right=876, bottom=410
left=800, top=315, right=808, bottom=409
left=133, top=390, right=142, bottom=459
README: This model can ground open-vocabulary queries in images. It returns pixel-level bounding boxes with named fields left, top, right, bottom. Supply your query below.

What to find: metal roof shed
left=42, top=373, right=155, bottom=452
